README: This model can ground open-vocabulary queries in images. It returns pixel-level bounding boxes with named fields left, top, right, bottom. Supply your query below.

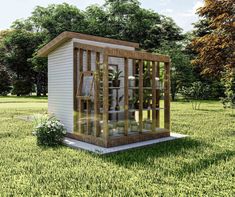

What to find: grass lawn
left=0, top=96, right=234, bottom=196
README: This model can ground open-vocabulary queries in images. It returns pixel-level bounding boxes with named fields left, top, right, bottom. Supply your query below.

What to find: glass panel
left=107, top=60, right=125, bottom=136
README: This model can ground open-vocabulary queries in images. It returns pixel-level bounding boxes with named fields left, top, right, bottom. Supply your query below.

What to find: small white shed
left=38, top=31, right=171, bottom=147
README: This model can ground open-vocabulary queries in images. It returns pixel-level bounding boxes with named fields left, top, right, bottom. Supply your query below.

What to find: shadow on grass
left=228, top=113, right=235, bottom=118
left=102, top=138, right=209, bottom=168
left=176, top=150, right=235, bottom=177
left=196, top=109, right=223, bottom=112
left=0, top=132, right=15, bottom=139
left=0, top=131, right=25, bottom=139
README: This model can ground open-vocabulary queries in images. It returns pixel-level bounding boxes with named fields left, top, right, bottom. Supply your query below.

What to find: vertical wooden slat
left=139, top=59, right=143, bottom=133
left=103, top=54, right=109, bottom=141
left=78, top=49, right=83, bottom=133
left=152, top=61, right=156, bottom=132
left=156, top=62, right=160, bottom=128
left=86, top=50, right=92, bottom=134
left=164, top=61, right=171, bottom=130
left=79, top=49, right=83, bottom=72
left=94, top=52, right=101, bottom=137
left=73, top=48, right=78, bottom=133
left=124, top=58, right=129, bottom=136
left=147, top=61, right=151, bottom=119
left=133, top=59, right=136, bottom=76
left=87, top=50, right=91, bottom=71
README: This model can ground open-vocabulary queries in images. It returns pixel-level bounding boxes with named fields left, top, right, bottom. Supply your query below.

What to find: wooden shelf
left=109, top=86, right=124, bottom=89
left=128, top=108, right=164, bottom=112
left=129, top=87, right=161, bottom=90
left=108, top=110, right=125, bottom=114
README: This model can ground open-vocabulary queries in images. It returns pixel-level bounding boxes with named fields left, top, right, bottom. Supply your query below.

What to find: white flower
left=128, top=76, right=135, bottom=80
left=155, top=77, right=160, bottom=81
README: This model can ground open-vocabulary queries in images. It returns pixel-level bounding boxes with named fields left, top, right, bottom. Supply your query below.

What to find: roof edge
left=37, top=31, right=140, bottom=57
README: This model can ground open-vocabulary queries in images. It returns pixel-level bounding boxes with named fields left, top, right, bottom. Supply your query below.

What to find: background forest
left=0, top=0, right=234, bottom=107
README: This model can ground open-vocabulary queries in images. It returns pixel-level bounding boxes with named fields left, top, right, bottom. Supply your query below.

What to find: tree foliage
left=0, top=0, right=184, bottom=96
left=181, top=81, right=210, bottom=110
left=191, top=0, right=235, bottom=78
left=0, top=30, right=45, bottom=96
left=158, top=42, right=194, bottom=101
left=0, top=65, right=11, bottom=95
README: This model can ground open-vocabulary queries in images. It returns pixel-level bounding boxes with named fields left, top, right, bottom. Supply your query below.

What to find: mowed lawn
left=0, top=96, right=234, bottom=196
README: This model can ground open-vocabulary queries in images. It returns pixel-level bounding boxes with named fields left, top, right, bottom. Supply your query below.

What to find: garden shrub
left=180, top=81, right=210, bottom=110
left=33, top=115, right=66, bottom=146
left=11, top=80, right=33, bottom=96
left=220, top=72, right=235, bottom=110
left=0, top=65, right=11, bottom=95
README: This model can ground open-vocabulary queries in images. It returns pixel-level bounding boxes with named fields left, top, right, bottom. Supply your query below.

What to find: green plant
left=220, top=71, right=235, bottom=110
left=181, top=81, right=210, bottom=110
left=11, top=80, right=33, bottom=96
left=116, top=121, right=125, bottom=128
left=0, top=65, right=12, bottom=96
left=1, top=97, right=235, bottom=196
left=109, top=69, right=122, bottom=81
left=33, top=115, right=66, bottom=146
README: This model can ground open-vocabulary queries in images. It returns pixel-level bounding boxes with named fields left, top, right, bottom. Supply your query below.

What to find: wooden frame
left=37, top=31, right=140, bottom=57
left=70, top=42, right=171, bottom=148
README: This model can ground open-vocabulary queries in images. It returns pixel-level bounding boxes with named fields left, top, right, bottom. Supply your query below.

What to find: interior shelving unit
left=69, top=43, right=171, bottom=147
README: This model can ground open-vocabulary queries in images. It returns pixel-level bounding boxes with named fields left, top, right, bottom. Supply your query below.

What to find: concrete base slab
left=63, top=133, right=188, bottom=155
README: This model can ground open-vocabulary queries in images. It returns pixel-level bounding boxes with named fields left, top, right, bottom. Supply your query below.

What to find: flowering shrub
left=33, top=115, right=66, bottom=146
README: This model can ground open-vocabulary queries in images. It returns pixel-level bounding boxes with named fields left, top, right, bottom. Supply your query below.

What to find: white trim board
left=63, top=133, right=188, bottom=155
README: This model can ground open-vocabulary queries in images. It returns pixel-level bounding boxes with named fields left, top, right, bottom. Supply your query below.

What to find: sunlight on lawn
left=0, top=96, right=234, bottom=196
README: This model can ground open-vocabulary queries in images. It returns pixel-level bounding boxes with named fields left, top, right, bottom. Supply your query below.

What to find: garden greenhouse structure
left=38, top=31, right=171, bottom=147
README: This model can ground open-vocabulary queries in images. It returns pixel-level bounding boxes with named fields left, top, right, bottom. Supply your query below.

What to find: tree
left=191, top=0, right=234, bottom=80
left=0, top=30, right=42, bottom=95
left=190, top=0, right=235, bottom=103
left=3, top=0, right=185, bottom=97
left=158, top=42, right=195, bottom=101
left=181, top=81, right=210, bottom=110
left=0, top=65, right=11, bottom=95
left=29, top=3, right=87, bottom=41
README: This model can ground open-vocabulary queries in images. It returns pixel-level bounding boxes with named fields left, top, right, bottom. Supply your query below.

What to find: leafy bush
left=0, top=65, right=11, bottom=95
left=11, top=80, right=33, bottom=96
left=33, top=115, right=66, bottom=146
left=220, top=72, right=235, bottom=110
left=181, top=81, right=210, bottom=110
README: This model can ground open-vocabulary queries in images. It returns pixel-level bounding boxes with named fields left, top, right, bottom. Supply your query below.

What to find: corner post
left=103, top=53, right=109, bottom=144
left=164, top=61, right=171, bottom=130
left=73, top=47, right=78, bottom=133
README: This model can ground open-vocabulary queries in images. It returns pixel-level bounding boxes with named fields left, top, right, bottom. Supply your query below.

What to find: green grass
left=0, top=97, right=234, bottom=196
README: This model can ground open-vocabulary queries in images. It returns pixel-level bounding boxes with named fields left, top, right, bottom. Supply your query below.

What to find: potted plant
left=115, top=95, right=124, bottom=111
left=130, top=121, right=139, bottom=131
left=128, top=76, right=135, bottom=87
left=144, top=119, right=152, bottom=130
left=143, top=90, right=151, bottom=109
left=108, top=123, right=115, bottom=136
left=110, top=69, right=122, bottom=87
left=129, top=95, right=139, bottom=109
left=155, top=77, right=160, bottom=89
left=116, top=121, right=125, bottom=134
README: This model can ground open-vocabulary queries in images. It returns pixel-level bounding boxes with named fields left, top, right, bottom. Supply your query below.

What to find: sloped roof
left=37, top=31, right=140, bottom=57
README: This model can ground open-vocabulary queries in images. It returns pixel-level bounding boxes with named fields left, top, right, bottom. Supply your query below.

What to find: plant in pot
left=115, top=95, right=124, bottom=111
left=144, top=119, right=152, bottom=130
left=108, top=123, right=115, bottom=136
left=131, top=121, right=139, bottom=132
left=143, top=90, right=151, bottom=109
left=110, top=69, right=123, bottom=87
left=129, top=95, right=139, bottom=109
left=128, top=76, right=135, bottom=87
left=116, top=121, right=125, bottom=134
left=143, top=69, right=151, bottom=87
